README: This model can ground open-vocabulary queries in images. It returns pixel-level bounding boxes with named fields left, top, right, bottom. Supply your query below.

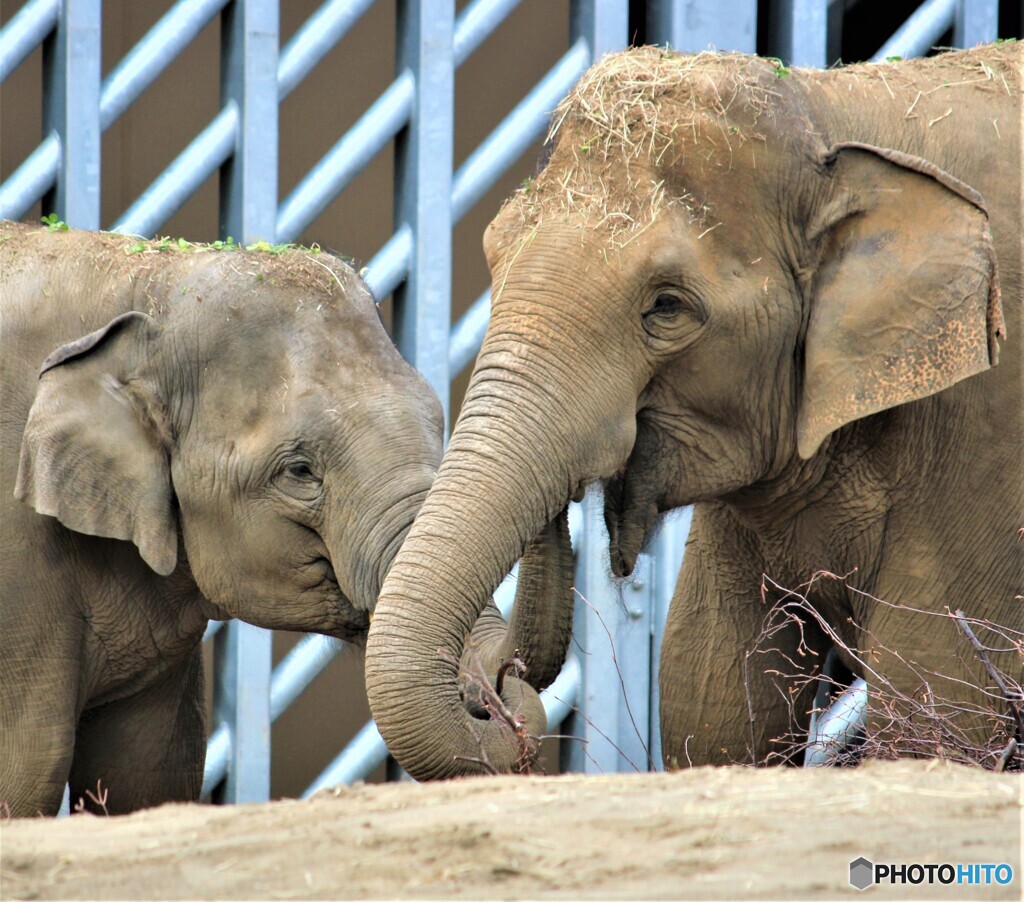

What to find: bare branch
left=442, top=647, right=541, bottom=775
left=751, top=574, right=1023, bottom=771
left=954, top=610, right=1024, bottom=740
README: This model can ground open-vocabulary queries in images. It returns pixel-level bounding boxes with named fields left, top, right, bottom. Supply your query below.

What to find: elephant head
left=15, top=250, right=442, bottom=641
left=365, top=49, right=1003, bottom=778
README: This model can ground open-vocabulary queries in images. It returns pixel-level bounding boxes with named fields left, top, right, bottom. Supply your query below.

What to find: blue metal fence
left=0, top=0, right=1003, bottom=803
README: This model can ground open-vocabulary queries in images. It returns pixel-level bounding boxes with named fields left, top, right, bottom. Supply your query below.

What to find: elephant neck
left=721, top=411, right=899, bottom=578
left=79, top=541, right=213, bottom=709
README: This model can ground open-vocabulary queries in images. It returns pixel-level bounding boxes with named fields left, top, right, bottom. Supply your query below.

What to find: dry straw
left=500, top=47, right=783, bottom=247
left=493, top=41, right=1018, bottom=258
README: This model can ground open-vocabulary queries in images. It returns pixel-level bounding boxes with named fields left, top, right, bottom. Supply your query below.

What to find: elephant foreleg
left=0, top=619, right=80, bottom=817
left=69, top=647, right=206, bottom=814
left=659, top=503, right=832, bottom=768
left=0, top=680, right=77, bottom=817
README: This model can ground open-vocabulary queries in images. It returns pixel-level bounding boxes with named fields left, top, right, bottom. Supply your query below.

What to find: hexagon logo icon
left=849, top=857, right=874, bottom=891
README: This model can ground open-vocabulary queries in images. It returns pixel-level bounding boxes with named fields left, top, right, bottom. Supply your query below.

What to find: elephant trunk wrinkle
left=372, top=502, right=424, bottom=606
left=367, top=325, right=638, bottom=779
left=367, top=406, right=575, bottom=779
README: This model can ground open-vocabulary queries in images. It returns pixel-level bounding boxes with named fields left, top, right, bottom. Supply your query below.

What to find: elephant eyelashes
left=286, top=462, right=315, bottom=480
left=647, top=293, right=687, bottom=316
left=273, top=458, right=323, bottom=501
left=641, top=291, right=705, bottom=341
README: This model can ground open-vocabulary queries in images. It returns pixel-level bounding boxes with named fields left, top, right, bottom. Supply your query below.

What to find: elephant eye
left=274, top=457, right=322, bottom=502
left=641, top=289, right=706, bottom=342
left=645, top=292, right=688, bottom=318
left=286, top=461, right=316, bottom=480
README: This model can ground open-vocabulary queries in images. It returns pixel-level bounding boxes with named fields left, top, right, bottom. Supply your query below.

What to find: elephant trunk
left=323, top=385, right=441, bottom=617
left=462, top=506, right=575, bottom=693
left=365, top=336, right=632, bottom=780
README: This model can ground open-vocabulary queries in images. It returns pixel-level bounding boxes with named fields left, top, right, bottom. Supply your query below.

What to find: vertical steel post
left=769, top=0, right=830, bottom=67
left=646, top=0, right=758, bottom=52
left=220, top=0, right=279, bottom=242
left=559, top=0, right=636, bottom=775
left=211, top=0, right=279, bottom=804
left=570, top=0, right=630, bottom=61
left=955, top=0, right=998, bottom=47
left=647, top=506, right=692, bottom=770
left=42, top=0, right=101, bottom=228
left=392, top=0, right=455, bottom=424
left=212, top=622, right=271, bottom=803
left=562, top=491, right=656, bottom=774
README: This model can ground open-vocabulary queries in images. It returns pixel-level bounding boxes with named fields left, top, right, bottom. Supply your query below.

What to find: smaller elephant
left=0, top=223, right=450, bottom=816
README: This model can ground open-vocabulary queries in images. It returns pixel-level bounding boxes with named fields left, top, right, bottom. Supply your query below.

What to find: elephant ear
left=796, top=142, right=1004, bottom=459
left=15, top=311, right=178, bottom=576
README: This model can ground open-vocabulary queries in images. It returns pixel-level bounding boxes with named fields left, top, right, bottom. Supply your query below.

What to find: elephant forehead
left=194, top=300, right=395, bottom=389
left=486, top=207, right=739, bottom=304
left=491, top=47, right=788, bottom=251
left=197, top=399, right=338, bottom=465
left=550, top=46, right=779, bottom=154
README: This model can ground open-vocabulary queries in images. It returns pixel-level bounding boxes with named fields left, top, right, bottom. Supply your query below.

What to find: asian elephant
left=0, top=223, right=568, bottom=817
left=366, top=44, right=1022, bottom=779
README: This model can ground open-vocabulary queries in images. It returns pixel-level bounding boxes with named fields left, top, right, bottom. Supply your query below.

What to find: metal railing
left=0, top=0, right=1001, bottom=803
left=772, top=0, right=998, bottom=67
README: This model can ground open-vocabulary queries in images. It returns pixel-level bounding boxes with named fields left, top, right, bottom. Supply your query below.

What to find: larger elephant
left=0, top=224, right=569, bottom=817
left=366, top=44, right=1022, bottom=779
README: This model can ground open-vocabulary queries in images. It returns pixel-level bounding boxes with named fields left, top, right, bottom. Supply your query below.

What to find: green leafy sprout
left=122, top=235, right=323, bottom=256
left=41, top=213, right=68, bottom=232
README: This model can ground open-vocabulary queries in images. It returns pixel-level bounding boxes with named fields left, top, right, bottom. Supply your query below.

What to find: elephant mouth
left=602, top=408, right=673, bottom=578
left=603, top=464, right=660, bottom=579
left=315, top=558, right=371, bottom=642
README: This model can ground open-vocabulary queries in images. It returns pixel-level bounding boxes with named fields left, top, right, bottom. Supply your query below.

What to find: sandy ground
left=0, top=760, right=1020, bottom=900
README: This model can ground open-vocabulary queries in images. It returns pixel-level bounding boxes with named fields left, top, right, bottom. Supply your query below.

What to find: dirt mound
left=1, top=760, right=1019, bottom=900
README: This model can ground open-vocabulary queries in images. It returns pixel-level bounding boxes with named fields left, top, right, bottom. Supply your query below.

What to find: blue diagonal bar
left=873, top=0, right=958, bottom=60
left=111, top=104, right=238, bottom=236
left=277, top=0, right=377, bottom=101
left=451, top=39, right=590, bottom=223
left=0, top=0, right=59, bottom=82
left=0, top=135, right=59, bottom=220
left=453, top=0, right=519, bottom=67
left=100, top=0, right=230, bottom=131
left=362, top=225, right=414, bottom=301
left=276, top=72, right=415, bottom=243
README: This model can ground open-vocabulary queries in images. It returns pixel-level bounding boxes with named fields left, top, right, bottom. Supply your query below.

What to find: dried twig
left=574, top=588, right=653, bottom=771
left=996, top=739, right=1018, bottom=773
left=444, top=647, right=540, bottom=775
left=752, top=573, right=1023, bottom=771
left=71, top=780, right=109, bottom=816
left=494, top=657, right=526, bottom=698
left=954, top=610, right=1024, bottom=740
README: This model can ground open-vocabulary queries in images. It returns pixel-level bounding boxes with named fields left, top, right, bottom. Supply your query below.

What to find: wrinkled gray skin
left=366, top=45, right=1022, bottom=779
left=0, top=224, right=568, bottom=817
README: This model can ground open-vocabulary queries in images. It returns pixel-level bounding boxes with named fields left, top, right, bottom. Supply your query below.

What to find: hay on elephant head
left=548, top=47, right=780, bottom=161
left=498, top=47, right=785, bottom=248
